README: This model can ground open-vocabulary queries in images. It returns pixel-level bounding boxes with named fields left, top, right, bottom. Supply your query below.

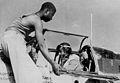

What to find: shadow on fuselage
left=0, top=52, right=15, bottom=83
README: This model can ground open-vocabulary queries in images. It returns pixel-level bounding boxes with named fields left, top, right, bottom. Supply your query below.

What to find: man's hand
left=52, top=62, right=62, bottom=76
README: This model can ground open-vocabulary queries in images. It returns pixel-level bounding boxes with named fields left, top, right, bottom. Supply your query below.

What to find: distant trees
left=93, top=47, right=120, bottom=60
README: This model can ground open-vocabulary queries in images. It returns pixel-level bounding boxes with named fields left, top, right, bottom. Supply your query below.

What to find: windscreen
left=44, top=29, right=88, bottom=51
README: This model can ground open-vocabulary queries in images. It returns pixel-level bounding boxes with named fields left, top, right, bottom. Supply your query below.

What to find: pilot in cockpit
left=54, top=42, right=84, bottom=71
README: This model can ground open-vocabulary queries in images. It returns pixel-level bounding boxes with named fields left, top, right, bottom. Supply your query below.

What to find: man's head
left=39, top=2, right=56, bottom=22
left=58, top=42, right=72, bottom=55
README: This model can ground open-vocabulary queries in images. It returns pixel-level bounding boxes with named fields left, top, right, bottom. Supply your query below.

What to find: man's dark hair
left=40, top=2, right=56, bottom=13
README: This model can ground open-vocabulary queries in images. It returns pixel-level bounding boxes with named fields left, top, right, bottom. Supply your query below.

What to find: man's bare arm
left=22, top=15, right=61, bottom=75
left=31, top=16, right=55, bottom=65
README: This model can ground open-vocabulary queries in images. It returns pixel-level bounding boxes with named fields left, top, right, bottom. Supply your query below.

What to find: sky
left=1, top=0, right=120, bottom=53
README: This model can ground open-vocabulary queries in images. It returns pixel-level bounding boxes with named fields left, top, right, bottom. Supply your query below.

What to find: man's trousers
left=1, top=30, right=43, bottom=83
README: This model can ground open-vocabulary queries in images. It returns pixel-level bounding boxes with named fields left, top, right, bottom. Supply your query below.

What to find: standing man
left=1, top=2, right=61, bottom=83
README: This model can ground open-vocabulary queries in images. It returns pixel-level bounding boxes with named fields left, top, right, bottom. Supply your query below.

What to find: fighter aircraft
left=0, top=29, right=120, bottom=83
left=26, top=29, right=120, bottom=83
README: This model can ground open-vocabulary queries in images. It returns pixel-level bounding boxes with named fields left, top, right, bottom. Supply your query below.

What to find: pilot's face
left=60, top=45, right=71, bottom=55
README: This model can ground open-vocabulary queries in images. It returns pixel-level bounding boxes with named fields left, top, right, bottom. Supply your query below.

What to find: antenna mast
left=90, top=13, right=93, bottom=46
left=90, top=12, right=101, bottom=73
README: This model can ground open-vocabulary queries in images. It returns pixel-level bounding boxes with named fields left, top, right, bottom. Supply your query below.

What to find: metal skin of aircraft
left=0, top=29, right=120, bottom=83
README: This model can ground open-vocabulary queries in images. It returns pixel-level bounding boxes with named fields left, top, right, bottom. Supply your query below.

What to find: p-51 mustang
left=0, top=29, right=120, bottom=83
